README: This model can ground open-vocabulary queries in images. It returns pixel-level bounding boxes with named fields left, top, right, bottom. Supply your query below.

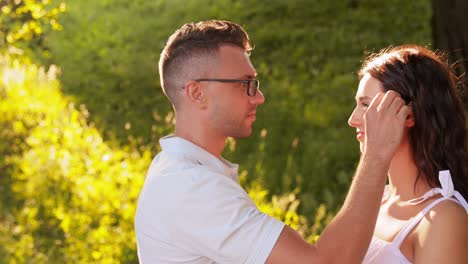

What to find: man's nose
left=251, top=89, right=265, bottom=105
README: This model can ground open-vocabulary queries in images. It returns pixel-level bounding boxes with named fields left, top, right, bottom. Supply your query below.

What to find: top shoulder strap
left=392, top=197, right=460, bottom=247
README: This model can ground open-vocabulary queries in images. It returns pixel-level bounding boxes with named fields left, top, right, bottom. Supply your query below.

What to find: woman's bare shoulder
left=413, top=199, right=467, bottom=263
left=420, top=199, right=467, bottom=231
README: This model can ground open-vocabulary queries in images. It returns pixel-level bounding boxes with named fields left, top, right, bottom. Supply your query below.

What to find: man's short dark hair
left=159, top=20, right=252, bottom=107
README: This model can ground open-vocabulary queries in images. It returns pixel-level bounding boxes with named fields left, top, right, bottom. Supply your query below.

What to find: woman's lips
left=356, top=131, right=365, bottom=141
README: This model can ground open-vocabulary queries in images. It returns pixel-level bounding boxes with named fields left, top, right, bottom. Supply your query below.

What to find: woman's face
left=348, top=73, right=385, bottom=152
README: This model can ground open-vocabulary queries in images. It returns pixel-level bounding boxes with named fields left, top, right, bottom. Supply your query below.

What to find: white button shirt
left=135, top=135, right=285, bottom=263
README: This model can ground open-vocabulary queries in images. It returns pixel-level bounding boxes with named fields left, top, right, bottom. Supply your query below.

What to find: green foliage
left=0, top=55, right=148, bottom=262
left=0, top=0, right=436, bottom=261
left=0, top=0, right=66, bottom=57
left=42, top=0, right=432, bottom=219
left=244, top=176, right=332, bottom=244
left=0, top=55, right=316, bottom=262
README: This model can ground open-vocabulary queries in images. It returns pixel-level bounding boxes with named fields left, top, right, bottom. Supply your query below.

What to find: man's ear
left=184, top=80, right=207, bottom=108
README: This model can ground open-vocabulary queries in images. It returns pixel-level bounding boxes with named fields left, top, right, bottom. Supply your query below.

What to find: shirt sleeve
left=171, top=169, right=285, bottom=264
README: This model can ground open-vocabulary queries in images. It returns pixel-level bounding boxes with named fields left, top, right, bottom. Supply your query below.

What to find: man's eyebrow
left=244, top=73, right=257, bottom=79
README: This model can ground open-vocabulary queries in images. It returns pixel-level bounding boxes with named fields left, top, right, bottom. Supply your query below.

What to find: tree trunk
left=432, top=0, right=468, bottom=109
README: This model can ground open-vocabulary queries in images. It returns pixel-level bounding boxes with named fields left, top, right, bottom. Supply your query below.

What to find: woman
left=348, top=45, right=468, bottom=263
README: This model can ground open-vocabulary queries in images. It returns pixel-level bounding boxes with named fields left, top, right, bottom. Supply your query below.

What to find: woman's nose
left=348, top=108, right=361, bottom=128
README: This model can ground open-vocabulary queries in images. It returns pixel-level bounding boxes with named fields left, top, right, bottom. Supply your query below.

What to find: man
left=135, top=20, right=410, bottom=263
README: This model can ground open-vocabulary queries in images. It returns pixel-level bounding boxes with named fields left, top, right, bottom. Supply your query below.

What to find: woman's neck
left=387, top=142, right=432, bottom=201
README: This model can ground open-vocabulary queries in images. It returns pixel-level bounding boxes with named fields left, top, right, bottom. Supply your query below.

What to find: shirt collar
left=160, top=135, right=239, bottom=180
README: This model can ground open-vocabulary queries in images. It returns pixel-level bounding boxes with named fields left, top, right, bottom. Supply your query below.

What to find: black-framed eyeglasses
left=194, top=78, right=260, bottom=97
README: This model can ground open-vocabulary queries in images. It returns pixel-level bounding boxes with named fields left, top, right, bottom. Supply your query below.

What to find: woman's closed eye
left=355, top=102, right=369, bottom=108
left=360, top=101, right=369, bottom=108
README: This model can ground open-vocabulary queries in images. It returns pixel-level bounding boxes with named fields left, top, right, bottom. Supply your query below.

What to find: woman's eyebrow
left=355, top=95, right=372, bottom=101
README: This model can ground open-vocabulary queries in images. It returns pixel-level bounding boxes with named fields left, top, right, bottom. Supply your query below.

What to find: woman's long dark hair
left=359, top=45, right=468, bottom=199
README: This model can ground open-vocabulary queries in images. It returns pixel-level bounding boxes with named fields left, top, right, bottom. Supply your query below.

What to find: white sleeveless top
left=362, top=170, right=468, bottom=264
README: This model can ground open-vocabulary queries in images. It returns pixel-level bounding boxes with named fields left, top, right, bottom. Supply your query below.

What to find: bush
left=0, top=0, right=66, bottom=58
left=0, top=54, right=317, bottom=262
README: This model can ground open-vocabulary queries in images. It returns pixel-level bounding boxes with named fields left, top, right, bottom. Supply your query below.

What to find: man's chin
left=230, top=128, right=253, bottom=139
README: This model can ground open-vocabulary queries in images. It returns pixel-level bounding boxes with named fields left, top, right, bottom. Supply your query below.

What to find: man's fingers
left=388, top=96, right=405, bottom=115
left=364, top=90, right=409, bottom=160
left=397, top=104, right=411, bottom=121
left=376, top=90, right=400, bottom=111
left=367, top=93, right=385, bottom=112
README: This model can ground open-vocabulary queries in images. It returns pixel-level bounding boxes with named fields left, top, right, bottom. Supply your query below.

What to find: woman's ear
left=405, top=102, right=415, bottom=127
left=184, top=81, right=207, bottom=108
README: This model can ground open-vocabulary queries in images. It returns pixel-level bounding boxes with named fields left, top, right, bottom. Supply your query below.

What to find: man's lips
left=246, top=112, right=256, bottom=121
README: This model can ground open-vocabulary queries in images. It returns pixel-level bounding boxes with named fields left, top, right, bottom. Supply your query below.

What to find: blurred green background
left=2, top=0, right=465, bottom=263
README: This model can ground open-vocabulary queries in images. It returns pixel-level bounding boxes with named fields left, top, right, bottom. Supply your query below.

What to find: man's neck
left=174, top=115, right=226, bottom=158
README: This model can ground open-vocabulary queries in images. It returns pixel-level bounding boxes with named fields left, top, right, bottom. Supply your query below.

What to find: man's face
left=203, top=45, right=265, bottom=138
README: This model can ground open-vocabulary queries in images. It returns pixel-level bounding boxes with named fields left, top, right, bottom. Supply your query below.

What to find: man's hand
left=363, top=90, right=410, bottom=161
